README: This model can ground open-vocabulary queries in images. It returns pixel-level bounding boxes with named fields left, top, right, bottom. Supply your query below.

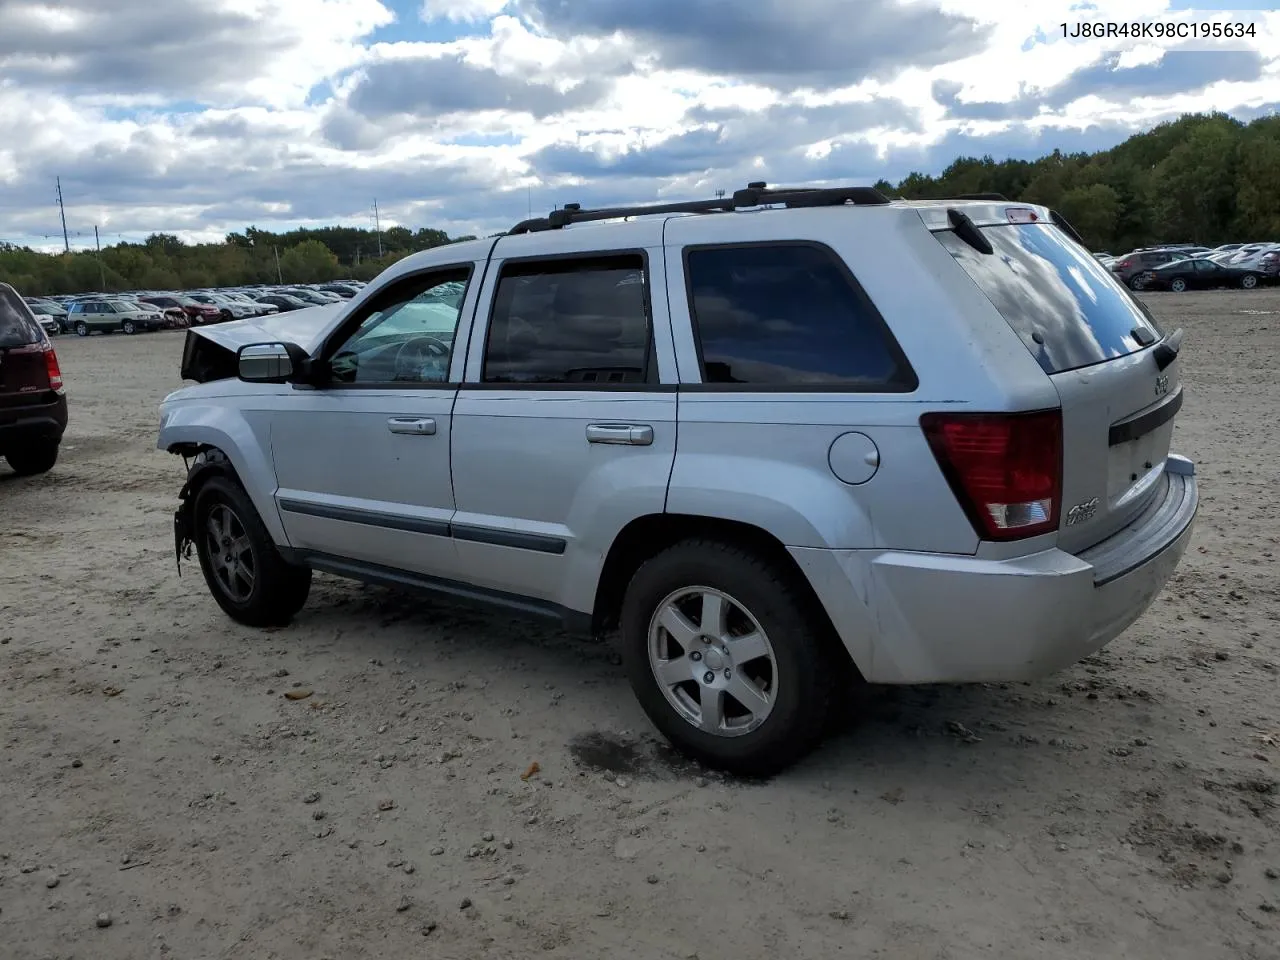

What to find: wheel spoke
left=729, top=631, right=769, bottom=665
left=698, top=687, right=725, bottom=733
left=653, top=656, right=691, bottom=688
left=699, top=592, right=727, bottom=639
left=727, top=673, right=770, bottom=715
left=658, top=604, right=700, bottom=649
left=207, top=514, right=224, bottom=543
left=229, top=535, right=252, bottom=561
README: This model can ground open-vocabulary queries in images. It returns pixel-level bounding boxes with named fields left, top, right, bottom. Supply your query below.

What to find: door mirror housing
left=237, top=341, right=311, bottom=383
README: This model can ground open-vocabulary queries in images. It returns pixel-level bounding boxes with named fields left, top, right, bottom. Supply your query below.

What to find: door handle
left=387, top=417, right=436, bottom=436
left=586, top=423, right=654, bottom=446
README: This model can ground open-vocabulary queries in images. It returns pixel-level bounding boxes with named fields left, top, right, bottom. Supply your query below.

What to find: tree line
left=2, top=111, right=1276, bottom=297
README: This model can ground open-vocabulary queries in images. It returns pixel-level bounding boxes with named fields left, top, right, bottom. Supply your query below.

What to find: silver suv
left=157, top=184, right=1198, bottom=775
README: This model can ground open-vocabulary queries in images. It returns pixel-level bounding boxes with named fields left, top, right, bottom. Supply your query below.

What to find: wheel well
left=592, top=514, right=842, bottom=644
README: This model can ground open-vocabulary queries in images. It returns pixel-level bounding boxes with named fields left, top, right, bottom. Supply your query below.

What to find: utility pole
left=273, top=245, right=283, bottom=283
left=56, top=177, right=70, bottom=253
left=94, top=225, right=106, bottom=290
left=373, top=199, right=383, bottom=257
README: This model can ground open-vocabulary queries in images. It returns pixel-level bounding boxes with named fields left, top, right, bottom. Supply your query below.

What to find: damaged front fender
left=172, top=448, right=235, bottom=576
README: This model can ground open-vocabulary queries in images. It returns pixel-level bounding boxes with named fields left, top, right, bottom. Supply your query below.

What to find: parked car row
left=18, top=281, right=366, bottom=337
left=1096, top=242, right=1280, bottom=291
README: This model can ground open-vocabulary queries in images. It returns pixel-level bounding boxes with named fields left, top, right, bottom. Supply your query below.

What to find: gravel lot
left=2, top=290, right=1278, bottom=960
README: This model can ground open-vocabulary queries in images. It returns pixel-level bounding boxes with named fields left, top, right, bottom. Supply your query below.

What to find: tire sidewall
left=620, top=546, right=832, bottom=772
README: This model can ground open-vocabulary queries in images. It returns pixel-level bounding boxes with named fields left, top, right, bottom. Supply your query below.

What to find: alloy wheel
left=647, top=587, right=778, bottom=737
left=205, top=503, right=256, bottom=603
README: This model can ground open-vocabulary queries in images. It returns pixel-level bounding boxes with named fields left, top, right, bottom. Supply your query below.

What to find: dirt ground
left=1, top=289, right=1277, bottom=960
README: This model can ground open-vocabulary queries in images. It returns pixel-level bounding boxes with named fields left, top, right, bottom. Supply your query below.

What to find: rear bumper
left=0, top=393, right=68, bottom=450
left=790, top=456, right=1198, bottom=684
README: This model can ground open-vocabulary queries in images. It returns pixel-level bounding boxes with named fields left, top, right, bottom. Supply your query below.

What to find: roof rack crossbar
left=508, top=181, right=890, bottom=234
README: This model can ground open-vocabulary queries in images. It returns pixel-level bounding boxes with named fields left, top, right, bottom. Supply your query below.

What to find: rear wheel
left=1170, top=278, right=1187, bottom=293
left=1240, top=273, right=1259, bottom=290
left=4, top=441, right=59, bottom=476
left=620, top=540, right=844, bottom=777
left=1129, top=275, right=1146, bottom=291
left=192, top=475, right=311, bottom=627
left=74, top=321, right=88, bottom=337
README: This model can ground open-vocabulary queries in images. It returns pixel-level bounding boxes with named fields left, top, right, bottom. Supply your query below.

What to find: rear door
left=450, top=224, right=677, bottom=610
left=934, top=216, right=1179, bottom=552
left=0, top=285, right=50, bottom=403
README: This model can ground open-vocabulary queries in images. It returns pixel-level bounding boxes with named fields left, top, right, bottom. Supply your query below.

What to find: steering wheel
left=392, top=336, right=450, bottom=381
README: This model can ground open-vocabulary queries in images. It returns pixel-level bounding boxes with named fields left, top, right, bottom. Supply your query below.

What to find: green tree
left=1056, top=184, right=1121, bottom=250
left=279, top=239, right=340, bottom=283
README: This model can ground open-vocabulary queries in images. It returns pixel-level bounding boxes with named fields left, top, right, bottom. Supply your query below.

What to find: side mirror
left=237, top=341, right=309, bottom=383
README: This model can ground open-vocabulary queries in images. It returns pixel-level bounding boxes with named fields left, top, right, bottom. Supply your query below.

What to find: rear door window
left=0, top=285, right=41, bottom=347
left=682, top=243, right=915, bottom=389
left=482, top=255, right=651, bottom=385
left=935, top=223, right=1163, bottom=375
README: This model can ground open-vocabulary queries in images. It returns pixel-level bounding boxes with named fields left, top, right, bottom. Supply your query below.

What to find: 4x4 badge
left=1065, top=497, right=1100, bottom=526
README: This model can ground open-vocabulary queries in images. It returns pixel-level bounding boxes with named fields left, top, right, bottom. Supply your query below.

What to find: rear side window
left=0, top=285, right=41, bottom=347
left=683, top=243, right=915, bottom=389
left=936, top=224, right=1162, bottom=375
left=483, top=254, right=651, bottom=385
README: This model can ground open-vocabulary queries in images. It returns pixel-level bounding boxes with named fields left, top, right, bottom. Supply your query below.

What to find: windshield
left=936, top=222, right=1163, bottom=375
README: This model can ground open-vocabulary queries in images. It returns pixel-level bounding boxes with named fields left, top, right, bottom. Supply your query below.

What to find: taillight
left=43, top=342, right=64, bottom=393
left=1117, top=259, right=1133, bottom=269
left=920, top=409, right=1062, bottom=541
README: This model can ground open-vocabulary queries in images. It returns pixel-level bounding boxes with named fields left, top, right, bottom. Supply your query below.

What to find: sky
left=1, top=0, right=1277, bottom=251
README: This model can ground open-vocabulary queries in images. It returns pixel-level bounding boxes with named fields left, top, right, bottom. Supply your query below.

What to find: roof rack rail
left=508, top=181, right=890, bottom=234
left=942, top=192, right=1010, bottom=201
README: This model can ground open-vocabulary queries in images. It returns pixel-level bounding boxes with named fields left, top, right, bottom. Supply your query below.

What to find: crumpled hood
left=189, top=303, right=342, bottom=353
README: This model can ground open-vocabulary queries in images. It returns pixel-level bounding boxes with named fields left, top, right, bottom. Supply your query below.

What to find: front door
left=450, top=225, right=678, bottom=614
left=267, top=265, right=480, bottom=579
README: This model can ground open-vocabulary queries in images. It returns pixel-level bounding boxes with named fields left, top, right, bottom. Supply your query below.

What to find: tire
left=1170, top=278, right=1186, bottom=293
left=619, top=539, right=843, bottom=777
left=5, top=441, right=59, bottom=476
left=1241, top=273, right=1259, bottom=290
left=122, top=319, right=137, bottom=334
left=1128, top=275, right=1145, bottom=291
left=75, top=321, right=88, bottom=337
left=192, top=474, right=312, bottom=627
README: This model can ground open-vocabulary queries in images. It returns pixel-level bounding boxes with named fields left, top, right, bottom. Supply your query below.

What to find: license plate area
left=1107, top=420, right=1173, bottom=506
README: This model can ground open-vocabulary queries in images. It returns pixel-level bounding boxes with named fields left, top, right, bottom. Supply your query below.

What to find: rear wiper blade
left=1152, top=327, right=1184, bottom=371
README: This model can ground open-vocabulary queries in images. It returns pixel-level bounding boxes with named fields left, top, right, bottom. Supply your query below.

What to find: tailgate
left=930, top=211, right=1181, bottom=551
left=1051, top=352, right=1181, bottom=552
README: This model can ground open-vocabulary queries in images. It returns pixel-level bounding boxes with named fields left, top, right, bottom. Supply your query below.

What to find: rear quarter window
left=683, top=242, right=916, bottom=390
left=0, top=285, right=42, bottom=348
left=936, top=223, right=1163, bottom=375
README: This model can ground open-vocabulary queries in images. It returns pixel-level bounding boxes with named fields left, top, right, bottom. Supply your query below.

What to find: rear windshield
left=0, top=285, right=42, bottom=348
left=936, top=223, right=1163, bottom=374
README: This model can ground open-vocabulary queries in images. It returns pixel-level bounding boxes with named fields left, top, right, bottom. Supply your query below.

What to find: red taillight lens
left=1117, top=259, right=1133, bottom=269
left=43, top=342, right=64, bottom=392
left=921, top=409, right=1062, bottom=542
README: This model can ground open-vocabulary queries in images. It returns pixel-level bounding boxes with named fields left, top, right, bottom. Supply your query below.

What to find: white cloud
left=420, top=0, right=508, bottom=22
left=0, top=0, right=1275, bottom=251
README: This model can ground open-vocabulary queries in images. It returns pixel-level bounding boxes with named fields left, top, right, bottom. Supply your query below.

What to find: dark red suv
left=0, top=283, right=67, bottom=476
